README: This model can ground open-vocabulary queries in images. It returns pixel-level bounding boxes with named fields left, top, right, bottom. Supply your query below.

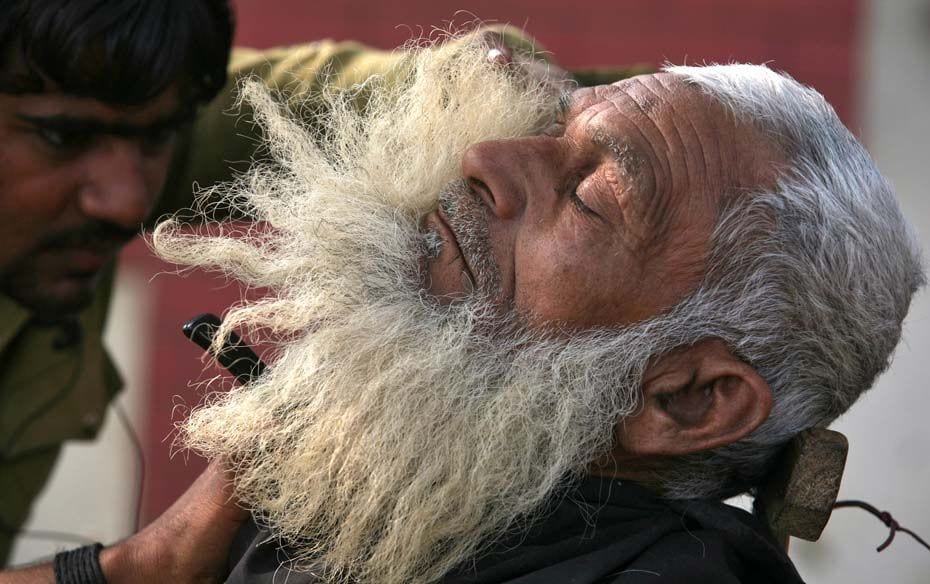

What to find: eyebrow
left=15, top=108, right=195, bottom=139
left=590, top=130, right=642, bottom=179
left=590, top=127, right=674, bottom=252
left=557, top=91, right=574, bottom=117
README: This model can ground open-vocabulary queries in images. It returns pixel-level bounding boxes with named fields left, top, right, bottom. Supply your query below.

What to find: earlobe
left=615, top=339, right=772, bottom=457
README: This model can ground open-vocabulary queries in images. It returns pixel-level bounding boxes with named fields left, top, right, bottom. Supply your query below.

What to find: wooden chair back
left=756, top=428, right=849, bottom=547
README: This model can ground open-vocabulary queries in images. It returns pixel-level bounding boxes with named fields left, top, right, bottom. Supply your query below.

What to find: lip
left=426, top=208, right=478, bottom=292
left=53, top=246, right=114, bottom=274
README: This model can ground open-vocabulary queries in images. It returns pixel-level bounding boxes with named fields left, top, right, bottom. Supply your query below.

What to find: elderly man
left=0, top=0, right=586, bottom=564
left=146, top=34, right=925, bottom=584
left=0, top=29, right=919, bottom=584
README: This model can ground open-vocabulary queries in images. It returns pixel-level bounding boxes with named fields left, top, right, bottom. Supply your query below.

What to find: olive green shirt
left=0, top=267, right=121, bottom=563
left=0, top=34, right=642, bottom=565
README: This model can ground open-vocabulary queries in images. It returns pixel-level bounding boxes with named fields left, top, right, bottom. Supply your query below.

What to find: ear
left=615, top=339, right=772, bottom=456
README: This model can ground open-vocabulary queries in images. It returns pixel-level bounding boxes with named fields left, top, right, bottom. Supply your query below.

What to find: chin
left=6, top=275, right=99, bottom=322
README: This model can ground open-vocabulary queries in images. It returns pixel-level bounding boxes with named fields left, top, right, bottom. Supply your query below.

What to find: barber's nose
left=78, top=140, right=156, bottom=229
left=462, top=137, right=553, bottom=220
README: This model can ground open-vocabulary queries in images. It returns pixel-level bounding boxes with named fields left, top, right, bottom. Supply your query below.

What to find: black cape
left=224, top=476, right=805, bottom=583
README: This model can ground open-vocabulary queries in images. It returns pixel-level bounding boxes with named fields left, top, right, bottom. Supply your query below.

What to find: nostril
left=467, top=177, right=495, bottom=208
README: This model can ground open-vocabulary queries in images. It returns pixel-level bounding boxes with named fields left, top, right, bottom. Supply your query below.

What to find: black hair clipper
left=182, top=313, right=266, bottom=385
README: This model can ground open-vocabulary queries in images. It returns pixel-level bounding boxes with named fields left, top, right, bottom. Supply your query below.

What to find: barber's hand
left=100, top=461, right=247, bottom=584
left=0, top=462, right=246, bottom=584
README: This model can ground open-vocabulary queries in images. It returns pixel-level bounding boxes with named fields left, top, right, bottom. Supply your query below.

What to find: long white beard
left=152, top=32, right=662, bottom=584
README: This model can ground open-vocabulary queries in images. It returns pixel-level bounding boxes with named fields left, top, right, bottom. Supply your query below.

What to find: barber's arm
left=0, top=462, right=246, bottom=584
left=151, top=25, right=623, bottom=223
left=152, top=40, right=408, bottom=221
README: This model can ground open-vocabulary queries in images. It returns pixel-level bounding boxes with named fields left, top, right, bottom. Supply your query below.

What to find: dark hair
left=0, top=0, right=234, bottom=106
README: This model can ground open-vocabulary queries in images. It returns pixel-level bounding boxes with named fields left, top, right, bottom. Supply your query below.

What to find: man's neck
left=586, top=451, right=676, bottom=494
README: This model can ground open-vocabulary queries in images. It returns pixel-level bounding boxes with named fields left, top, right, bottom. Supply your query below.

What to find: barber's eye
left=36, top=126, right=85, bottom=150
left=37, top=126, right=65, bottom=147
left=141, top=127, right=177, bottom=152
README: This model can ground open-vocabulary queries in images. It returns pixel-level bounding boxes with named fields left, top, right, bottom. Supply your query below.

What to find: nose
left=461, top=137, right=558, bottom=220
left=77, top=139, right=157, bottom=229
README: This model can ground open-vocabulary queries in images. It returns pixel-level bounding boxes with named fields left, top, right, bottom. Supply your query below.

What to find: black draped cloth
left=224, top=476, right=805, bottom=583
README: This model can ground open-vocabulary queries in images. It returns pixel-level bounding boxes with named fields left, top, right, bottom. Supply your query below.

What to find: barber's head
left=154, top=36, right=923, bottom=584
left=0, top=0, right=233, bottom=319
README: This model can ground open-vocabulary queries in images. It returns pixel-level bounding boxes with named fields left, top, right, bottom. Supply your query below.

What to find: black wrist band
left=53, top=542, right=107, bottom=584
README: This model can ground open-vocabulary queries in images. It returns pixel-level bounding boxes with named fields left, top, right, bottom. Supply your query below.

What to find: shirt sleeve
left=151, top=26, right=554, bottom=222
left=152, top=40, right=408, bottom=221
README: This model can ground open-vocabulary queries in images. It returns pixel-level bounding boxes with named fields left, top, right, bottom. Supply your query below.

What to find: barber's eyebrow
left=15, top=108, right=195, bottom=138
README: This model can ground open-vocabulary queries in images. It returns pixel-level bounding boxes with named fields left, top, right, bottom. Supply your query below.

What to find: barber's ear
left=616, top=339, right=772, bottom=456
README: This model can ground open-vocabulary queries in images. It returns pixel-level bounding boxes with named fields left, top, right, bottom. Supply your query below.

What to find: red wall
left=234, top=0, right=860, bottom=123
left=131, top=0, right=862, bottom=523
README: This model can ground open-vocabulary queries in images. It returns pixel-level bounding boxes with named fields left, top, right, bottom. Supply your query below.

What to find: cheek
left=140, top=146, right=177, bottom=216
left=512, top=234, right=611, bottom=325
left=0, top=148, right=81, bottom=267
left=510, top=223, right=654, bottom=328
left=141, top=147, right=177, bottom=206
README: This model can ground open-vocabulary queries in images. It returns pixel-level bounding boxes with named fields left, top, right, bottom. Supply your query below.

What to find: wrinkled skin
left=425, top=74, right=776, bottom=329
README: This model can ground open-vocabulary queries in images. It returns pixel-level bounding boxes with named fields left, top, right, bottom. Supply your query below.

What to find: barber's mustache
left=38, top=222, right=139, bottom=252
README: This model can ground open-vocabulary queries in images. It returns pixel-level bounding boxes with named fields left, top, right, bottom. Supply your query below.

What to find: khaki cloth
left=0, top=268, right=120, bottom=562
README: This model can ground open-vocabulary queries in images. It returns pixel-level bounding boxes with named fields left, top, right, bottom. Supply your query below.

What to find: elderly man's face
left=425, top=73, right=771, bottom=327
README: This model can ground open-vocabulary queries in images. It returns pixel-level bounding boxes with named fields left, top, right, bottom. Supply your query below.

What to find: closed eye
left=569, top=178, right=602, bottom=220
left=571, top=190, right=597, bottom=215
left=564, top=166, right=607, bottom=221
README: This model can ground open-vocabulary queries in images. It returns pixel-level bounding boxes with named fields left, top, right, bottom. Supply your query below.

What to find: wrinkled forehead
left=563, top=72, right=781, bottom=205
left=555, top=72, right=783, bottom=296
left=564, top=72, right=736, bottom=139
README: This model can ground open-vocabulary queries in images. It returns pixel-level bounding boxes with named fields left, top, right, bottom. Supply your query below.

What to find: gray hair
left=653, top=63, right=925, bottom=498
